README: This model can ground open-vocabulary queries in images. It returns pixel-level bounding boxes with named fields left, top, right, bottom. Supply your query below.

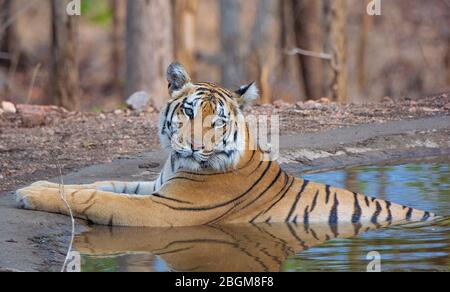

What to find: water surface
left=76, top=161, right=450, bottom=272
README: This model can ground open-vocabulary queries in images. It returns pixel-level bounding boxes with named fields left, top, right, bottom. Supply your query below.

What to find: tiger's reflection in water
left=75, top=221, right=393, bottom=272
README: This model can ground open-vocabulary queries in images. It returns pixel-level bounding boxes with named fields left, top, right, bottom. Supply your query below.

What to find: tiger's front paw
left=15, top=186, right=62, bottom=211
left=15, top=187, right=39, bottom=210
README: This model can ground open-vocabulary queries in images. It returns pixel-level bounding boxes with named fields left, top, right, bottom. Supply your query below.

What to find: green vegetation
left=81, top=0, right=113, bottom=26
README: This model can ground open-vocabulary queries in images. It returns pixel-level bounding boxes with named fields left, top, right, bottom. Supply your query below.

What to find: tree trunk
left=292, top=0, right=324, bottom=100
left=249, top=0, right=280, bottom=104
left=357, top=1, right=373, bottom=95
left=279, top=0, right=306, bottom=101
left=111, top=0, right=126, bottom=91
left=219, top=0, right=244, bottom=88
left=445, top=36, right=450, bottom=87
left=0, top=0, right=19, bottom=67
left=126, top=0, right=174, bottom=110
left=327, top=0, right=348, bottom=103
left=172, top=0, right=198, bottom=78
left=50, top=0, right=80, bottom=111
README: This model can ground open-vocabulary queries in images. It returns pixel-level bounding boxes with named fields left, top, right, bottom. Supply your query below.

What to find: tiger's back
left=154, top=148, right=435, bottom=227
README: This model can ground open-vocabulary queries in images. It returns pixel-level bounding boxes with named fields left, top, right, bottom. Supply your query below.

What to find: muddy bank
left=0, top=116, right=449, bottom=271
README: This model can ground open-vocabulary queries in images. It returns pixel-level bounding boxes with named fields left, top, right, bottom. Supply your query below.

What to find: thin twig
left=26, top=63, right=41, bottom=104
left=55, top=159, right=76, bottom=273
left=6, top=50, right=19, bottom=95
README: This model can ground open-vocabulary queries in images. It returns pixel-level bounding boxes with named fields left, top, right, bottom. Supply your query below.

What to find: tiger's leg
left=29, top=156, right=174, bottom=194
left=30, top=181, right=157, bottom=195
left=15, top=186, right=165, bottom=226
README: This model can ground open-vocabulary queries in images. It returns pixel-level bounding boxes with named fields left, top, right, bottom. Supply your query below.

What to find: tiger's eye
left=183, top=108, right=194, bottom=119
left=214, top=119, right=226, bottom=129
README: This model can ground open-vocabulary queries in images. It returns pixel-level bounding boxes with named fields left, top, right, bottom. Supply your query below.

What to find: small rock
left=126, top=91, right=151, bottom=112
left=422, top=107, right=439, bottom=112
left=304, top=100, right=322, bottom=110
left=114, top=109, right=123, bottom=115
left=21, top=112, right=47, bottom=128
left=273, top=99, right=291, bottom=109
left=1, top=101, right=16, bottom=114
left=295, top=102, right=304, bottom=109
left=318, top=97, right=331, bottom=104
left=444, top=103, right=450, bottom=110
left=139, top=162, right=160, bottom=169
left=408, top=107, right=418, bottom=113
left=0, top=108, right=4, bottom=115
left=99, top=113, right=106, bottom=120
left=382, top=96, right=394, bottom=104
left=16, top=105, right=52, bottom=128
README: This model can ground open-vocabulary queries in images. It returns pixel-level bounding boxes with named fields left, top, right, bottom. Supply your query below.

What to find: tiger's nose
left=190, top=142, right=203, bottom=151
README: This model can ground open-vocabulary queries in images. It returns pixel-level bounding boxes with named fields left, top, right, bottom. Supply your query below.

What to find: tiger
left=15, top=62, right=437, bottom=227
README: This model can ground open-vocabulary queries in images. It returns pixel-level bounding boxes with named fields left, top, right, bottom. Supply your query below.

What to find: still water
left=75, top=161, right=450, bottom=272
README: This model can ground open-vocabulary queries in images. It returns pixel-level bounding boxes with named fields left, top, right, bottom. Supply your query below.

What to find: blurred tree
left=173, top=0, right=198, bottom=78
left=279, top=0, right=307, bottom=101
left=126, top=0, right=173, bottom=109
left=219, top=0, right=245, bottom=89
left=324, top=0, right=348, bottom=103
left=50, top=0, right=80, bottom=111
left=249, top=0, right=280, bottom=104
left=292, top=0, right=324, bottom=100
left=111, top=0, right=126, bottom=91
left=446, top=36, right=450, bottom=87
left=0, top=0, right=19, bottom=68
left=357, top=0, right=373, bottom=95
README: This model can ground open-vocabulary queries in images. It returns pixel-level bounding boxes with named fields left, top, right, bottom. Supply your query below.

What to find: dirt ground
left=1, top=93, right=449, bottom=193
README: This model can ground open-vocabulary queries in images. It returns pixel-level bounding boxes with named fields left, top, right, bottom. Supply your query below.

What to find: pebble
left=304, top=100, right=322, bottom=110
left=273, top=99, right=291, bottom=109
left=139, top=162, right=160, bottom=169
left=126, top=91, right=151, bottom=113
left=1, top=101, right=16, bottom=114
left=21, top=111, right=47, bottom=128
left=318, top=97, right=331, bottom=104
left=444, top=103, right=450, bottom=110
left=114, top=109, right=123, bottom=115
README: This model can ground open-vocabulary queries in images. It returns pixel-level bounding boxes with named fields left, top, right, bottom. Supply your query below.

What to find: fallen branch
left=285, top=47, right=333, bottom=61
left=285, top=47, right=341, bottom=101
left=285, top=47, right=338, bottom=71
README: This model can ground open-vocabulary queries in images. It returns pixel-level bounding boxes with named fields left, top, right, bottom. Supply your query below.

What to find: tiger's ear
left=234, top=82, right=259, bottom=108
left=166, top=62, right=191, bottom=97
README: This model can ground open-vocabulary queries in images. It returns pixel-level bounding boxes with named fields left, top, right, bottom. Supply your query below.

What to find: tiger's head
left=159, top=62, right=259, bottom=172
